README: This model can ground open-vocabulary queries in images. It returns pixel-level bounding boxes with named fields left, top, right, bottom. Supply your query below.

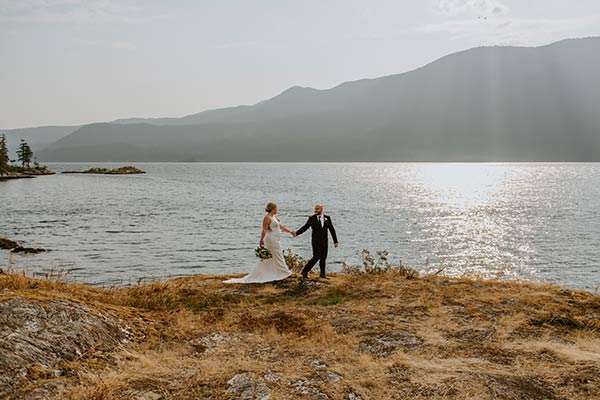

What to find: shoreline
left=1, top=271, right=599, bottom=399
left=0, top=169, right=55, bottom=181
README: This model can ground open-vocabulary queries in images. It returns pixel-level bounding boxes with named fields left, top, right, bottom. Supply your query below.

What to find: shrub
left=283, top=249, right=305, bottom=273
left=341, top=249, right=417, bottom=278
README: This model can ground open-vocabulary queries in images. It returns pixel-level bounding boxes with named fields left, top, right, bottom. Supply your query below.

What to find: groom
left=294, top=204, right=338, bottom=279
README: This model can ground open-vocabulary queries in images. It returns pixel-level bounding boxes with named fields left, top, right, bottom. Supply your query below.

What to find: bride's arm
left=280, top=224, right=294, bottom=235
left=260, top=216, right=270, bottom=246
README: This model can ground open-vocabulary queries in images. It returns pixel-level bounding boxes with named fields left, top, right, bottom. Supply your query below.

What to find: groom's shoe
left=301, top=271, right=308, bottom=280
left=319, top=274, right=329, bottom=280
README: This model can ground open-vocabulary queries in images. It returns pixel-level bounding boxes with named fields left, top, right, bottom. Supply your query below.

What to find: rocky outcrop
left=11, top=246, right=47, bottom=254
left=0, top=167, right=55, bottom=181
left=0, top=297, right=130, bottom=399
left=359, top=331, right=422, bottom=358
left=0, top=238, right=20, bottom=250
left=1, top=272, right=600, bottom=399
left=0, top=237, right=46, bottom=254
left=0, top=173, right=35, bottom=181
left=226, top=372, right=272, bottom=400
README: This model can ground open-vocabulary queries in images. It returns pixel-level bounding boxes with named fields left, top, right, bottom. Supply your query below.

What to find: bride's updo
left=265, top=202, right=278, bottom=213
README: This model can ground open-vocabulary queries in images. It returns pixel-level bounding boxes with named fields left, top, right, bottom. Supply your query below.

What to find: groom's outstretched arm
left=328, top=218, right=338, bottom=245
left=296, top=217, right=311, bottom=237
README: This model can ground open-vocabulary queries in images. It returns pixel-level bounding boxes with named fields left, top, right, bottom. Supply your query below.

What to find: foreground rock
left=0, top=297, right=130, bottom=399
left=62, top=165, right=145, bottom=175
left=0, top=271, right=599, bottom=399
left=11, top=246, right=47, bottom=254
left=226, top=372, right=272, bottom=399
left=0, top=238, right=20, bottom=250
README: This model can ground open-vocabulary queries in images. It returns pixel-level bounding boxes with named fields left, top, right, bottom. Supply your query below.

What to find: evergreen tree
left=16, top=139, right=33, bottom=168
left=26, top=144, right=33, bottom=167
left=0, top=133, right=9, bottom=175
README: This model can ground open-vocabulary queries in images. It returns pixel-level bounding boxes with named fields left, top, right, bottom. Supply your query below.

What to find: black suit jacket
left=296, top=214, right=338, bottom=246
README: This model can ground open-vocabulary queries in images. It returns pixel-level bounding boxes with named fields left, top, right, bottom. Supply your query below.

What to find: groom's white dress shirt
left=318, top=214, right=324, bottom=227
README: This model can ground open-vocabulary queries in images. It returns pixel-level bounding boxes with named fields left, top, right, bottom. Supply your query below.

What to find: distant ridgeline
left=6, top=37, right=600, bottom=162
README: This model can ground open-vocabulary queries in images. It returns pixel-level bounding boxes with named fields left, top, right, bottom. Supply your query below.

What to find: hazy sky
left=2, top=0, right=600, bottom=129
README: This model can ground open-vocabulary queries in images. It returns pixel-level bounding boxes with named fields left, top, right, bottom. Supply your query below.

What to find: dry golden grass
left=1, top=269, right=600, bottom=399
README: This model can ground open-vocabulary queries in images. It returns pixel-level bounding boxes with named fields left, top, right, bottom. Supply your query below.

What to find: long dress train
left=224, top=217, right=292, bottom=283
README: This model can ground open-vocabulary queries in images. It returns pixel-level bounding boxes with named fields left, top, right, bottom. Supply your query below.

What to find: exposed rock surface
left=0, top=297, right=130, bottom=399
left=0, top=173, right=35, bottom=181
left=226, top=372, right=272, bottom=399
left=188, top=332, right=230, bottom=354
left=0, top=238, right=47, bottom=254
left=0, top=238, right=20, bottom=249
left=359, top=331, right=422, bottom=357
left=0, top=167, right=55, bottom=181
left=1, top=272, right=600, bottom=399
left=289, top=377, right=329, bottom=399
left=11, top=246, right=47, bottom=254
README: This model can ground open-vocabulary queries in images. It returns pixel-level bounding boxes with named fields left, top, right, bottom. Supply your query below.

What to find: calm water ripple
left=1, top=162, right=599, bottom=290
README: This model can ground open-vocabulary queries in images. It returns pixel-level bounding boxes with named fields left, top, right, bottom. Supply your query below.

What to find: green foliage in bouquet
left=255, top=246, right=272, bottom=260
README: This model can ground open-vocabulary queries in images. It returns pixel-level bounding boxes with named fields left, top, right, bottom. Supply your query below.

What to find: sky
left=1, top=0, right=600, bottom=129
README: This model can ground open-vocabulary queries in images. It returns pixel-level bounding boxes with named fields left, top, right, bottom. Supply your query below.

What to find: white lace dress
left=224, top=216, right=292, bottom=283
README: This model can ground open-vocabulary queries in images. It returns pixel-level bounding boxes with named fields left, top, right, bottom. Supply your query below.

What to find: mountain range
left=4, top=37, right=600, bottom=162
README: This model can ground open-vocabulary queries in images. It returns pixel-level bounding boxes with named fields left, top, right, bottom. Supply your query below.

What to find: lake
left=1, top=163, right=599, bottom=290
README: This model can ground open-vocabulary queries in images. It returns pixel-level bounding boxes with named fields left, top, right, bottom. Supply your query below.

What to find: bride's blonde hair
left=265, top=202, right=278, bottom=213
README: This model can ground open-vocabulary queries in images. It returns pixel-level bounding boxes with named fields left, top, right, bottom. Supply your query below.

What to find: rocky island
left=1, top=136, right=55, bottom=181
left=0, top=266, right=599, bottom=400
left=62, top=165, right=145, bottom=175
left=0, top=166, right=55, bottom=181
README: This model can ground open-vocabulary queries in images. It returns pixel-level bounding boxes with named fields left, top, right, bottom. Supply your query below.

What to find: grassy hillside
left=1, top=268, right=599, bottom=399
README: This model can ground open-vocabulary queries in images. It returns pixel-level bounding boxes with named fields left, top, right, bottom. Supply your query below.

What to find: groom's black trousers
left=302, top=239, right=328, bottom=277
left=296, top=214, right=337, bottom=277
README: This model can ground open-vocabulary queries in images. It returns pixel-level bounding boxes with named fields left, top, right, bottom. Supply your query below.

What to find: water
left=1, top=163, right=599, bottom=290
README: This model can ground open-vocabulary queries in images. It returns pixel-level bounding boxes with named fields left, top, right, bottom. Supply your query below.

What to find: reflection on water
left=1, top=162, right=599, bottom=290
left=410, top=164, right=531, bottom=279
left=416, top=163, right=511, bottom=209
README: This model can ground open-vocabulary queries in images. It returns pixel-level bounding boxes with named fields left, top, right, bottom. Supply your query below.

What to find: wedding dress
left=224, top=217, right=292, bottom=283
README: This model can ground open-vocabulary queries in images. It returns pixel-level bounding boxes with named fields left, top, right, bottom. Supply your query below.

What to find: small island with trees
left=0, top=134, right=54, bottom=181
left=62, top=166, right=145, bottom=175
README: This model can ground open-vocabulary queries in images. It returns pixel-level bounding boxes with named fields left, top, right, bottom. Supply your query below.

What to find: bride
left=224, top=202, right=295, bottom=284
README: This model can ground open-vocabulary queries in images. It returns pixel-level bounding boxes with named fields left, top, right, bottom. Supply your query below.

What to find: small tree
left=16, top=139, right=33, bottom=168
left=0, top=133, right=9, bottom=175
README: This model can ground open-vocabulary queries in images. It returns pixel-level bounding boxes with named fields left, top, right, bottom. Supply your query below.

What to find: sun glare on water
left=403, top=163, right=539, bottom=281
left=417, top=163, right=513, bottom=210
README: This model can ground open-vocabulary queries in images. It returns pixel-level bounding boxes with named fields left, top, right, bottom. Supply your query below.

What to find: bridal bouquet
left=255, top=246, right=272, bottom=260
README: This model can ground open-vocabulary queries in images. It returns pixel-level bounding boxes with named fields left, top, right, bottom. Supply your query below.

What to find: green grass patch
left=305, top=287, right=351, bottom=306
